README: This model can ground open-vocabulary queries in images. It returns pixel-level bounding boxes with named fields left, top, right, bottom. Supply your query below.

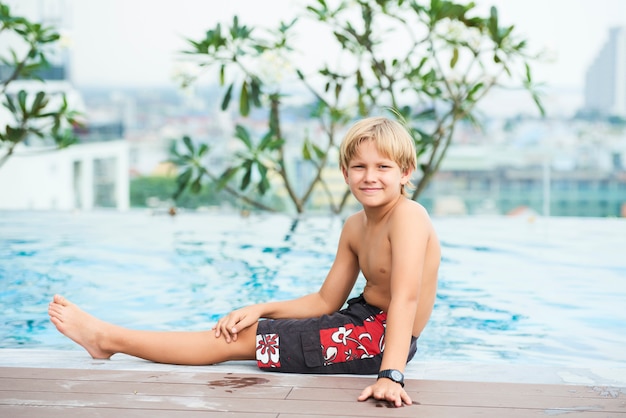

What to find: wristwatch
left=377, top=369, right=405, bottom=387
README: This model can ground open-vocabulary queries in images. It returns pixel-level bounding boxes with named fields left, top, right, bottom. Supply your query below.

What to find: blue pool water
left=1, top=210, right=625, bottom=370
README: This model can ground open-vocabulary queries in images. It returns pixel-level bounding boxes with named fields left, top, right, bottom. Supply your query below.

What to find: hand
left=213, top=305, right=260, bottom=342
left=357, top=378, right=412, bottom=407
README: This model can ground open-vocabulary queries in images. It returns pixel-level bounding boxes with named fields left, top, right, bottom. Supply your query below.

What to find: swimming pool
left=1, top=210, right=625, bottom=375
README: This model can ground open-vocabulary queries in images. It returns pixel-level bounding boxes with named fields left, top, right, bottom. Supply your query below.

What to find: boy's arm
left=358, top=204, right=431, bottom=406
left=215, top=216, right=361, bottom=340
left=263, top=216, right=361, bottom=318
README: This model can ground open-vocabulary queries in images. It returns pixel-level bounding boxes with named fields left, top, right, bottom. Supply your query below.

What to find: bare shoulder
left=388, top=199, right=438, bottom=249
left=391, top=198, right=433, bottom=227
left=341, top=210, right=365, bottom=241
left=343, top=210, right=364, bottom=228
left=389, top=199, right=441, bottom=267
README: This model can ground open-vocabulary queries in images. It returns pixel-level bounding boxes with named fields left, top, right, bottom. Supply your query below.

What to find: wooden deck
left=1, top=366, right=624, bottom=417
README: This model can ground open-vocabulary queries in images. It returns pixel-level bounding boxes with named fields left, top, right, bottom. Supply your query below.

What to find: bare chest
left=356, top=228, right=392, bottom=282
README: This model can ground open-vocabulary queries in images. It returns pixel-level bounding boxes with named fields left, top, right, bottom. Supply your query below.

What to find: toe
left=54, top=294, right=68, bottom=306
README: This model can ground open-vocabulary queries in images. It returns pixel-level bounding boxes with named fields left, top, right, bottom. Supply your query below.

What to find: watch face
left=390, top=370, right=403, bottom=381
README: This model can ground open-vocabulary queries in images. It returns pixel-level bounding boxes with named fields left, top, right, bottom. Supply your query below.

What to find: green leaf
left=241, top=161, right=252, bottom=189
left=190, top=176, right=202, bottom=193
left=221, top=83, right=234, bottom=110
left=488, top=6, right=500, bottom=42
left=257, top=163, right=269, bottom=194
left=398, top=106, right=411, bottom=120
left=30, top=91, right=49, bottom=115
left=358, top=94, right=367, bottom=116
left=3, top=95, right=17, bottom=113
left=53, top=129, right=78, bottom=148
left=450, top=47, right=459, bottom=68
left=532, top=92, right=546, bottom=116
left=182, top=136, right=195, bottom=153
left=249, top=77, right=262, bottom=107
left=466, top=82, right=484, bottom=100
left=219, top=65, right=225, bottom=85
left=239, top=80, right=250, bottom=116
left=258, top=131, right=274, bottom=150
left=356, top=69, right=363, bottom=88
left=525, top=63, right=532, bottom=82
left=312, top=143, right=325, bottom=160
left=259, top=175, right=270, bottom=195
left=17, top=90, right=27, bottom=114
left=334, top=82, right=342, bottom=100
left=333, top=31, right=350, bottom=47
left=174, top=168, right=193, bottom=199
left=198, top=143, right=210, bottom=157
left=234, top=124, right=252, bottom=149
left=302, top=139, right=312, bottom=160
left=5, top=125, right=26, bottom=143
left=268, top=137, right=285, bottom=150
left=217, top=166, right=239, bottom=190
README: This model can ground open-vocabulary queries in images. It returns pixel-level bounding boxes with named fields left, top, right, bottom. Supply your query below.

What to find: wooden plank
left=3, top=367, right=622, bottom=400
left=405, top=379, right=621, bottom=399
left=289, top=387, right=626, bottom=412
left=1, top=398, right=622, bottom=418
left=0, top=390, right=415, bottom=417
left=277, top=410, right=623, bottom=418
left=0, top=405, right=274, bottom=418
left=3, top=388, right=626, bottom=418
left=1, top=367, right=625, bottom=418
left=0, top=377, right=291, bottom=399
left=0, top=367, right=305, bottom=387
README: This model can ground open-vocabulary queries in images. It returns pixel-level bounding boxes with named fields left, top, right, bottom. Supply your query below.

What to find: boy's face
left=342, top=140, right=411, bottom=207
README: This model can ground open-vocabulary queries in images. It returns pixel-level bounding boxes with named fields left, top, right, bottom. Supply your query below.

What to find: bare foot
left=48, top=295, right=115, bottom=359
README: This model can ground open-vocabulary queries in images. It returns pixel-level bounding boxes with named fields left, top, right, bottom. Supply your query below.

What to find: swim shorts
left=255, top=294, right=418, bottom=374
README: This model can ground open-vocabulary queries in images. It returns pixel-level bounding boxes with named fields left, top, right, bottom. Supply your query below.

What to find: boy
left=49, top=116, right=441, bottom=407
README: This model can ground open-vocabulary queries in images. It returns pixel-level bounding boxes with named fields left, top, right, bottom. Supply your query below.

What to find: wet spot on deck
left=375, top=401, right=416, bottom=408
left=208, top=376, right=270, bottom=389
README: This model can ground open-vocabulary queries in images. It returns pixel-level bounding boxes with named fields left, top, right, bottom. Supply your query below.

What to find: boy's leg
left=48, top=295, right=257, bottom=366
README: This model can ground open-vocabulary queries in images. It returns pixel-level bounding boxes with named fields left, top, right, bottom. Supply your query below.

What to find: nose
left=363, top=168, right=376, bottom=182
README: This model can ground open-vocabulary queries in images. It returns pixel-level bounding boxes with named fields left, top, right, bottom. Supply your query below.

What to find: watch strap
left=377, top=369, right=405, bottom=387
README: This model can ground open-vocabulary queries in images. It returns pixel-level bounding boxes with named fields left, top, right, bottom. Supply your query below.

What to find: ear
left=342, top=167, right=349, bottom=184
left=400, top=167, right=413, bottom=185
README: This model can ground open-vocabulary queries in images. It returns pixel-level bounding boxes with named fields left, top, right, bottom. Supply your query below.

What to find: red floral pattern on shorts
left=320, top=312, right=386, bottom=365
left=255, top=311, right=387, bottom=369
left=256, top=333, right=281, bottom=368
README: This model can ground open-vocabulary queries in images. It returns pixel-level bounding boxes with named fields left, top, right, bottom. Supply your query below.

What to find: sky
left=8, top=0, right=626, bottom=91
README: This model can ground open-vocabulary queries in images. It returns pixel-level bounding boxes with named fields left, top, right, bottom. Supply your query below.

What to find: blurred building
left=419, top=120, right=626, bottom=218
left=0, top=0, right=129, bottom=211
left=584, top=26, right=626, bottom=117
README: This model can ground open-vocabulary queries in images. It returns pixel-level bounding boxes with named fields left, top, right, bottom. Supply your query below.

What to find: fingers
left=358, top=383, right=411, bottom=407
left=391, top=392, right=403, bottom=408
left=357, top=386, right=373, bottom=402
left=401, top=391, right=413, bottom=406
left=213, top=312, right=246, bottom=342
left=379, top=389, right=402, bottom=407
left=215, top=322, right=236, bottom=342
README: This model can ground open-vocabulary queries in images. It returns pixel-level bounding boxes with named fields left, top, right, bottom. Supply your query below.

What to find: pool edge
left=1, top=349, right=624, bottom=388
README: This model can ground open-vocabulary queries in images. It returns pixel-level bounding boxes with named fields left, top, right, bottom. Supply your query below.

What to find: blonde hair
left=339, top=117, right=417, bottom=196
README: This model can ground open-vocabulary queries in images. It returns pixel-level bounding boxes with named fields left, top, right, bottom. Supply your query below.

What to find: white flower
left=331, top=326, right=353, bottom=345
left=256, top=50, right=293, bottom=89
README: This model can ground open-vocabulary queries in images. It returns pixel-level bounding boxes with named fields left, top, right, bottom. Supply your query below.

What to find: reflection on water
left=1, top=211, right=625, bottom=369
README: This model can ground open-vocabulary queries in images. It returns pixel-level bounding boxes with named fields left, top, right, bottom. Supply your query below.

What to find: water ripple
left=1, top=211, right=625, bottom=369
